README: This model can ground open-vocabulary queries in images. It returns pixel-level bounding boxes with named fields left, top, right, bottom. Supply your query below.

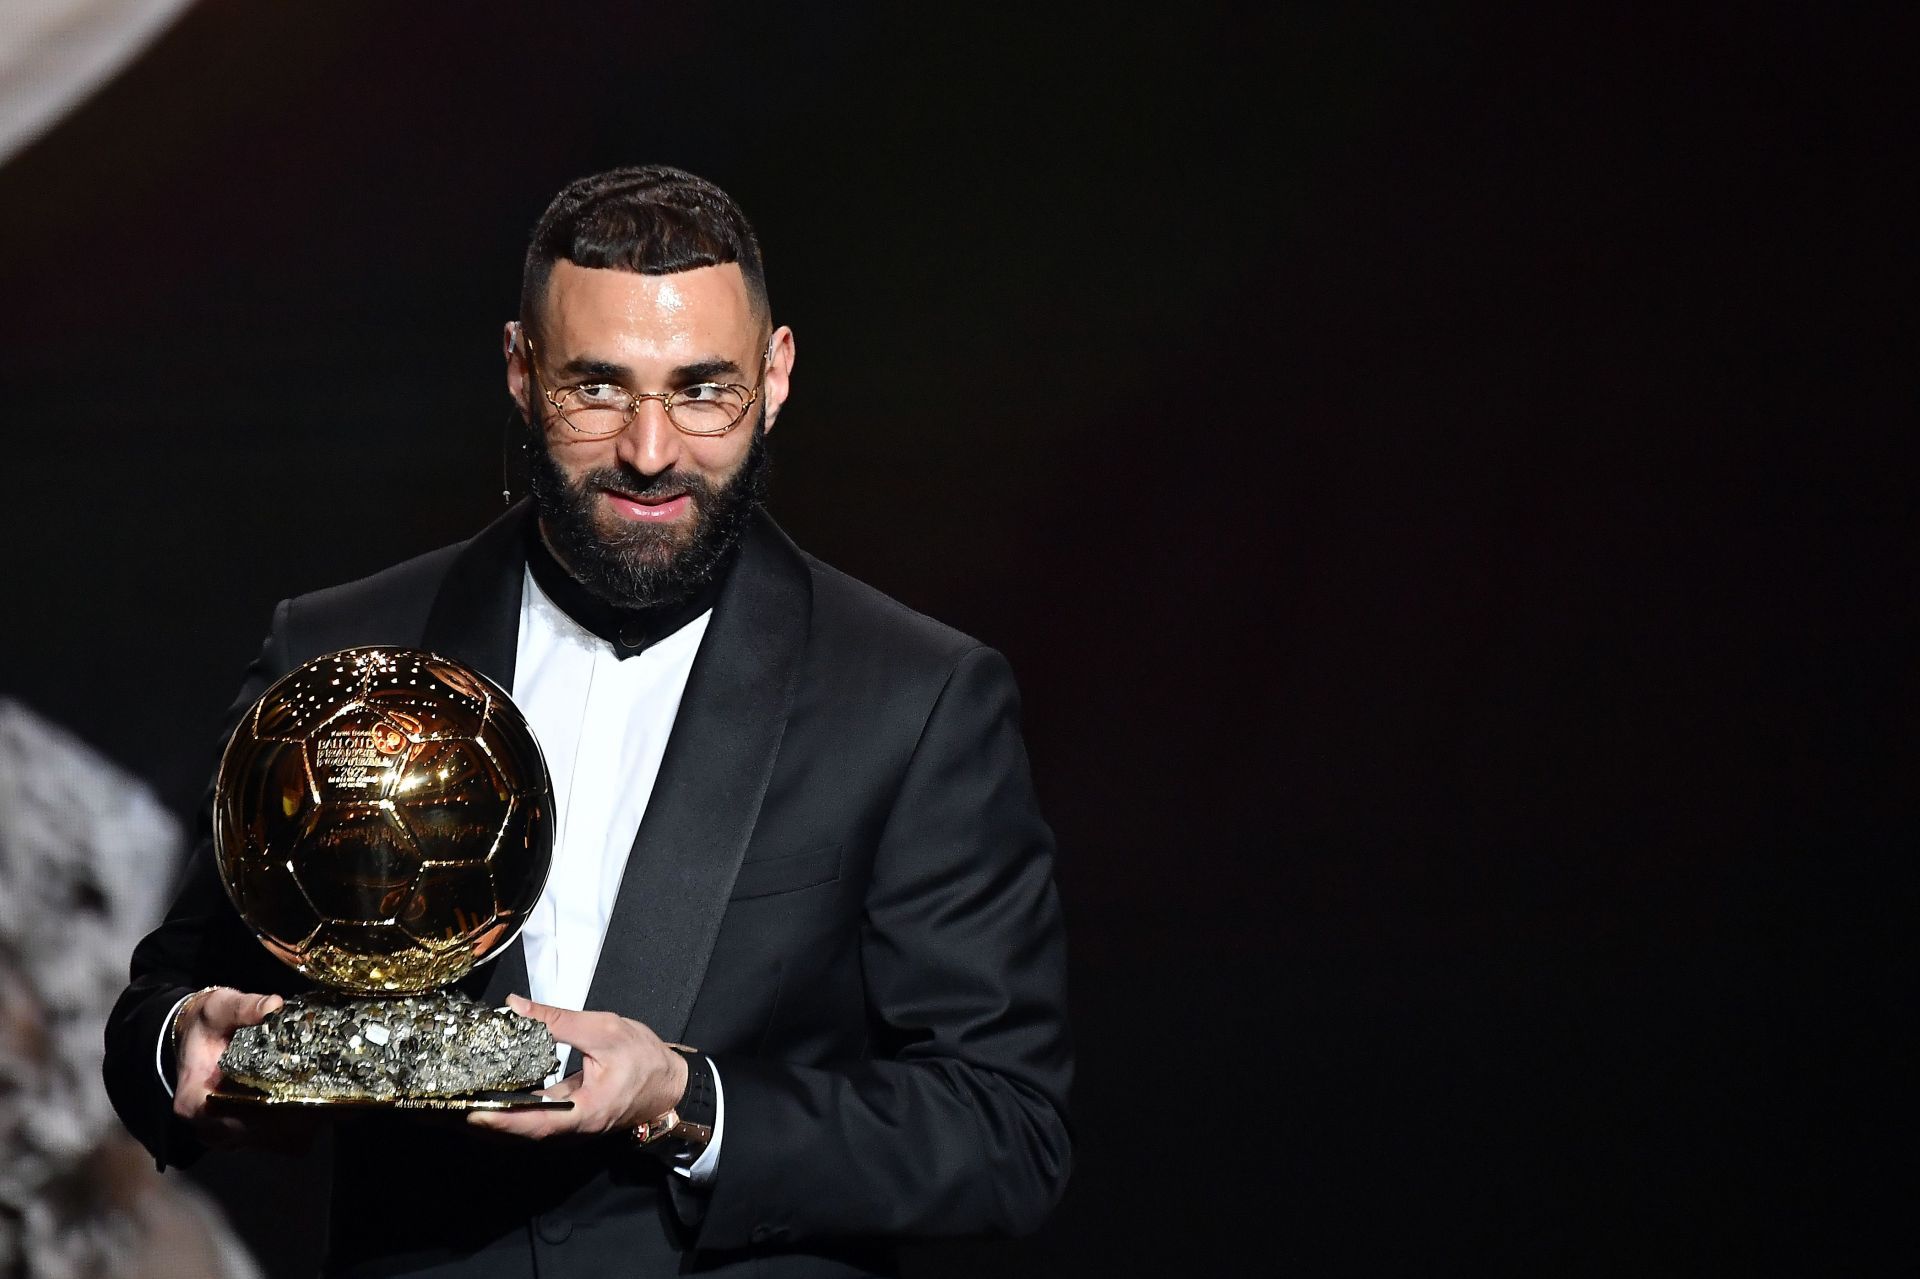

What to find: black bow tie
left=522, top=524, right=727, bottom=658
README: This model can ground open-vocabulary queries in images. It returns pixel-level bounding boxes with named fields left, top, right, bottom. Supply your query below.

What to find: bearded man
left=103, top=166, right=1072, bottom=1278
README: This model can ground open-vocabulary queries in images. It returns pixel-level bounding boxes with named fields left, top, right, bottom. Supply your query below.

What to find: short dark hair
left=519, top=165, right=769, bottom=336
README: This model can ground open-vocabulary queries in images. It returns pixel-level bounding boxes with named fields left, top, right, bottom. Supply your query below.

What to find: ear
left=761, top=325, right=796, bottom=434
left=503, top=321, right=532, bottom=422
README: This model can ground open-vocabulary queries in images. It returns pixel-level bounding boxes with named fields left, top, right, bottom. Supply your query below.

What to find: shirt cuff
left=671, top=1056, right=724, bottom=1185
left=155, top=990, right=195, bottom=1099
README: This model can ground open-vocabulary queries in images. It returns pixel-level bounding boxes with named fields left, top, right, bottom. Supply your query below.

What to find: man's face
left=508, top=260, right=794, bottom=608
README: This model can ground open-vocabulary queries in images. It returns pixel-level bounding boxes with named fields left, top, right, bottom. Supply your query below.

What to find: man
left=104, top=166, right=1072, bottom=1277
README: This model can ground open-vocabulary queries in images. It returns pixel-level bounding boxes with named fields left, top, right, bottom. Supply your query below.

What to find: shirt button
left=535, top=1214, right=573, bottom=1243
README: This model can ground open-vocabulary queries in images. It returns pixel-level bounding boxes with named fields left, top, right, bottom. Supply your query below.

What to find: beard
left=527, top=416, right=771, bottom=611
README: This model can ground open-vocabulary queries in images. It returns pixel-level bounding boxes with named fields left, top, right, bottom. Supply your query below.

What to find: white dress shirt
left=511, top=564, right=724, bottom=1182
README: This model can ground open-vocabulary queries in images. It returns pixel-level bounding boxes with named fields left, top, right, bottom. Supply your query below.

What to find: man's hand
left=467, top=994, right=688, bottom=1141
left=172, top=987, right=313, bottom=1152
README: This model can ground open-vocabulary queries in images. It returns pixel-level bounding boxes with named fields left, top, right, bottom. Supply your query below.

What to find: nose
left=610, top=396, right=684, bottom=478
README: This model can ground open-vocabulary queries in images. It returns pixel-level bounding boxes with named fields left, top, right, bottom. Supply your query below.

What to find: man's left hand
left=466, top=993, right=688, bottom=1140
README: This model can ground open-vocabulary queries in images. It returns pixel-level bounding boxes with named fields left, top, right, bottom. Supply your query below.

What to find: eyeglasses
left=521, top=333, right=768, bottom=438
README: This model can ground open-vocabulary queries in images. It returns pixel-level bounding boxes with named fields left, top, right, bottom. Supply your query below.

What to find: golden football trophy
left=206, top=646, right=566, bottom=1111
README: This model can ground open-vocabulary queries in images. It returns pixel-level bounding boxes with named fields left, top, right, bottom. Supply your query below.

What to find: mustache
left=580, top=464, right=719, bottom=504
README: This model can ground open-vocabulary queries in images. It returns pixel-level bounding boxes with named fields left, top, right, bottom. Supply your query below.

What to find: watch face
left=635, top=1110, right=678, bottom=1145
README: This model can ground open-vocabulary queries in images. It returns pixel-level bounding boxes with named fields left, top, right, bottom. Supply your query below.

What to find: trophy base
left=205, top=1083, right=570, bottom=1113
left=218, top=989, right=562, bottom=1104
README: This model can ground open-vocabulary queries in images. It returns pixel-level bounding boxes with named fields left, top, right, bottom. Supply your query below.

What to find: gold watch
left=632, top=1108, right=714, bottom=1150
left=631, top=1043, right=714, bottom=1157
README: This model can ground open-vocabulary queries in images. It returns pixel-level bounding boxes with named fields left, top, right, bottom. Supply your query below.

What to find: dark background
left=1, top=3, right=1907, bottom=1273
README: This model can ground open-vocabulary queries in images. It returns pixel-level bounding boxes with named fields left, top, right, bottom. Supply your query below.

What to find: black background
left=0, top=3, right=1907, bottom=1273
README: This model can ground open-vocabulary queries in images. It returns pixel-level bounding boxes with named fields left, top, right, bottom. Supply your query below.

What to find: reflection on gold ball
left=213, top=647, right=553, bottom=995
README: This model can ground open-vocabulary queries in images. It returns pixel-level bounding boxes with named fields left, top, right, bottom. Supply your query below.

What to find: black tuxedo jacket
left=104, top=503, right=1072, bottom=1278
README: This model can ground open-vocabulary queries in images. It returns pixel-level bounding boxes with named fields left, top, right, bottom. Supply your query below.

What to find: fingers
left=174, top=988, right=283, bottom=1123
left=465, top=1019, right=686, bottom=1143
left=181, top=989, right=279, bottom=1081
left=467, top=1054, right=583, bottom=1138
left=504, top=993, right=585, bottom=1039
left=463, top=1073, right=579, bottom=1134
left=241, top=991, right=284, bottom=1024
left=505, top=993, right=622, bottom=1052
left=197, top=988, right=283, bottom=1034
left=467, top=1107, right=559, bottom=1138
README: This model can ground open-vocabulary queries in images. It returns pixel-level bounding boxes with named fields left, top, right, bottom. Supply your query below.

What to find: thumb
left=506, top=994, right=581, bottom=1038
left=236, top=992, right=284, bottom=1026
left=198, top=988, right=282, bottom=1033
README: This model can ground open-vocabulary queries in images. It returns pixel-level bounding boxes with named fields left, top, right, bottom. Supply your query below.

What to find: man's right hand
left=171, top=987, right=312, bottom=1152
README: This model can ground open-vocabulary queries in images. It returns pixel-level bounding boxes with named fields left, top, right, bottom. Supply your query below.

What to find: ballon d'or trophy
left=205, top=646, right=569, bottom=1112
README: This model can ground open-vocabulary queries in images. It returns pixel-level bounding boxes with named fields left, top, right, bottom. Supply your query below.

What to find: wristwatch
left=632, top=1044, right=715, bottom=1161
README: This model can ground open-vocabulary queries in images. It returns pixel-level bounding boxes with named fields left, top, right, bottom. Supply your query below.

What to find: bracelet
left=167, top=985, right=221, bottom=1079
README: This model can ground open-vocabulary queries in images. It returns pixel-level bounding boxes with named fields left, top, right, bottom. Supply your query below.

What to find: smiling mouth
left=604, top=487, right=684, bottom=505
left=602, top=488, right=692, bottom=522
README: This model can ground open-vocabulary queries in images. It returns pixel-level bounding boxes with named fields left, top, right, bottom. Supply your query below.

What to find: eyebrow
left=556, top=355, right=746, bottom=384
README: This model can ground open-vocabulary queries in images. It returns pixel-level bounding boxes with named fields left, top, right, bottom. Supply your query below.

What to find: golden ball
left=213, top=647, right=553, bottom=995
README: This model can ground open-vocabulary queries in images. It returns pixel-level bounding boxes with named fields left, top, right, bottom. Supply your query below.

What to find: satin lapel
left=418, top=500, right=535, bottom=1007
left=419, top=499, right=530, bottom=692
left=582, top=510, right=813, bottom=1042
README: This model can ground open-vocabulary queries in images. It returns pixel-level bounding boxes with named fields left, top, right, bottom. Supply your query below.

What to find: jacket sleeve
left=102, top=599, right=305, bottom=1169
left=690, top=644, right=1073, bottom=1248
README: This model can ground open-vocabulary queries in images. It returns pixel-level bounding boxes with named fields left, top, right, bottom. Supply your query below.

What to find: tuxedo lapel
left=418, top=500, right=535, bottom=1008
left=419, top=500, right=529, bottom=692
left=582, top=510, right=813, bottom=1042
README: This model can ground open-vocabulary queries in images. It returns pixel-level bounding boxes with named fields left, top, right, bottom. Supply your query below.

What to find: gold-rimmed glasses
left=521, top=333, right=768, bottom=438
